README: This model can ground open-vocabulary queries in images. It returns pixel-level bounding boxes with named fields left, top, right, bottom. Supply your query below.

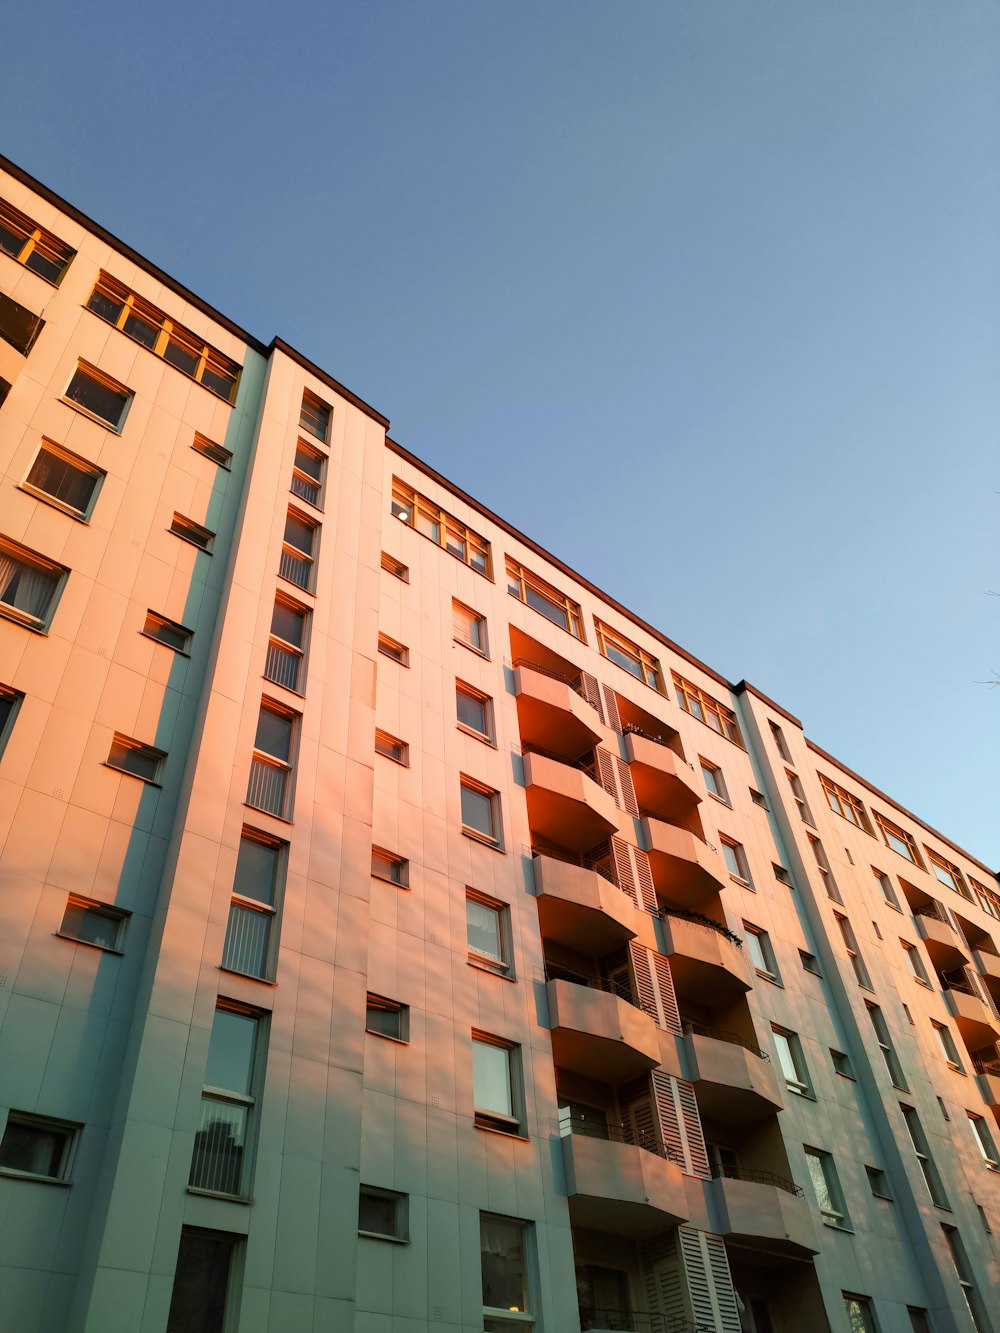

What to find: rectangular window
left=466, top=890, right=512, bottom=974
left=142, top=611, right=193, bottom=654
left=358, top=1186, right=408, bottom=1241
left=819, top=774, right=873, bottom=832
left=246, top=700, right=297, bottom=819
left=170, top=513, right=214, bottom=552
left=931, top=1020, right=962, bottom=1069
left=874, top=812, right=922, bottom=866
left=190, top=1004, right=263, bottom=1197
left=472, top=1035, right=523, bottom=1135
left=745, top=924, right=779, bottom=981
left=772, top=1027, right=810, bottom=1094
left=866, top=1004, right=908, bottom=1091
left=58, top=894, right=129, bottom=951
left=299, top=390, right=331, bottom=441
left=843, top=1294, right=878, bottom=1333
left=374, top=729, right=408, bottom=765
left=808, top=836, right=842, bottom=903
left=481, top=1214, right=533, bottom=1330
left=943, top=1227, right=988, bottom=1333
left=907, top=1312, right=931, bottom=1333
left=721, top=837, right=752, bottom=886
left=24, top=441, right=105, bottom=521
left=461, top=777, right=503, bottom=849
left=0, top=684, right=24, bottom=756
left=972, top=878, right=1000, bottom=922
left=192, top=432, right=232, bottom=468
left=902, top=941, right=931, bottom=985
left=750, top=788, right=768, bottom=808
left=380, top=550, right=409, bottom=581
left=866, top=1165, right=891, bottom=1199
left=672, top=672, right=744, bottom=745
left=968, top=1113, right=999, bottom=1167
left=365, top=994, right=409, bottom=1042
left=773, top=864, right=792, bottom=885
left=86, top=274, right=240, bottom=403
left=831, top=1049, right=854, bottom=1078
left=800, top=949, right=821, bottom=975
left=0, top=291, right=44, bottom=355
left=700, top=759, right=729, bottom=803
left=371, top=846, right=408, bottom=887
left=506, top=557, right=583, bottom=637
left=265, top=596, right=308, bottom=692
left=392, top=478, right=491, bottom=575
left=106, top=733, right=166, bottom=783
left=279, top=507, right=318, bottom=591
left=222, top=829, right=285, bottom=981
left=927, top=850, right=968, bottom=898
left=457, top=682, right=494, bottom=742
left=63, top=361, right=134, bottom=431
left=835, top=913, right=873, bottom=989
left=377, top=633, right=409, bottom=666
left=453, top=599, right=488, bottom=655
left=290, top=438, right=325, bottom=506
left=167, top=1228, right=240, bottom=1333
left=0, top=198, right=74, bottom=283
left=806, top=1148, right=847, bottom=1226
left=874, top=868, right=901, bottom=910
left=902, top=1105, right=949, bottom=1208
left=785, top=769, right=815, bottom=824
left=594, top=619, right=664, bottom=692
left=769, top=719, right=792, bottom=761
left=0, top=1111, right=78, bottom=1181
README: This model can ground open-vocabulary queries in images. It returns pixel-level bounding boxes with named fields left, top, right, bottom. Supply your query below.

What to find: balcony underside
left=562, top=1134, right=688, bottom=1237
left=533, top=854, right=639, bottom=954
left=686, top=1034, right=783, bottom=1124
left=642, top=818, right=726, bottom=909
left=547, top=979, right=660, bottom=1082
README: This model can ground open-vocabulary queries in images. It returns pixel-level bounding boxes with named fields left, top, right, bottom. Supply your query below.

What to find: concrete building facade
left=0, top=155, right=998, bottom=1333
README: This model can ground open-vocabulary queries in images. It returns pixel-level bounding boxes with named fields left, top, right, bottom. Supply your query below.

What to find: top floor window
left=299, top=390, right=331, bottom=441
left=819, top=774, right=872, bottom=833
left=972, top=879, right=1000, bottom=923
left=874, top=812, right=922, bottom=866
left=86, top=273, right=241, bottom=403
left=672, top=671, right=743, bottom=746
left=506, top=557, right=583, bottom=638
left=392, top=478, right=491, bottom=576
left=927, top=850, right=968, bottom=898
left=594, top=619, right=664, bottom=692
left=0, top=198, right=74, bottom=284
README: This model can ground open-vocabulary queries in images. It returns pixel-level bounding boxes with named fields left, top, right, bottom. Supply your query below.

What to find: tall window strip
left=85, top=273, right=241, bottom=403
left=818, top=773, right=872, bottom=832
left=190, top=1004, right=263, bottom=1197
left=0, top=198, right=75, bottom=283
left=0, top=683, right=24, bottom=757
left=246, top=700, right=297, bottom=819
left=299, top=390, right=331, bottom=442
left=873, top=811, right=922, bottom=866
left=671, top=672, right=744, bottom=745
left=900, top=1106, right=949, bottom=1208
left=835, top=913, right=873, bottom=989
left=866, top=1004, right=908, bottom=1091
left=972, top=878, right=1000, bottom=923
left=265, top=596, right=308, bottom=693
left=809, top=836, right=843, bottom=903
left=594, top=619, right=664, bottom=692
left=222, top=829, right=285, bottom=980
left=505, top=557, right=583, bottom=637
left=291, top=438, right=325, bottom=507
left=391, top=477, right=491, bottom=575
left=279, top=508, right=318, bottom=592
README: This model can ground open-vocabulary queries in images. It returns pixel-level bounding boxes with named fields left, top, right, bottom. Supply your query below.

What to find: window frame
left=699, top=758, right=729, bottom=803
left=927, top=850, right=968, bottom=899
left=456, top=681, right=495, bottom=744
left=594, top=618, right=664, bottom=692
left=873, top=811, right=922, bottom=866
left=480, top=1212, right=535, bottom=1329
left=21, top=439, right=105, bottom=521
left=264, top=594, right=309, bottom=694
left=290, top=437, right=326, bottom=509
left=866, top=1165, right=892, bottom=1200
left=842, top=1293, right=879, bottom=1333
left=866, top=1003, right=908, bottom=1091
left=0, top=1110, right=79, bottom=1184
left=460, top=776, right=504, bottom=850
left=0, top=536, right=68, bottom=634
left=279, top=506, right=319, bottom=593
left=221, top=828, right=286, bottom=983
left=506, top=556, right=583, bottom=638
left=191, top=432, right=232, bottom=469
left=466, top=889, right=513, bottom=976
left=901, top=1104, right=949, bottom=1208
left=967, top=1112, right=999, bottom=1168
left=453, top=598, right=489, bottom=657
left=671, top=671, right=744, bottom=746
left=167, top=1227, right=242, bottom=1333
left=805, top=1146, right=848, bottom=1228
left=246, top=699, right=298, bottom=821
left=299, top=389, right=331, bottom=442
left=169, top=512, right=215, bottom=553
left=835, top=912, right=873, bottom=989
left=721, top=836, right=753, bottom=887
left=744, top=924, right=780, bottom=982
left=0, top=683, right=25, bottom=758
left=901, top=940, right=931, bottom=986
left=189, top=1002, right=265, bottom=1200
left=377, top=633, right=409, bottom=667
left=56, top=893, right=129, bottom=953
left=142, top=611, right=193, bottom=655
left=380, top=550, right=409, bottom=582
left=374, top=729, right=409, bottom=766
left=873, top=868, right=901, bottom=910
left=105, top=732, right=166, bottom=784
left=392, top=478, right=492, bottom=577
left=358, top=1185, right=409, bottom=1242
left=772, top=1026, right=811, bottom=1096
left=365, top=994, right=409, bottom=1044
left=371, top=846, right=409, bottom=888
left=930, top=1020, right=963, bottom=1071
left=0, top=197, right=75, bottom=284
left=472, top=1033, right=525, bottom=1136
left=819, top=773, right=873, bottom=833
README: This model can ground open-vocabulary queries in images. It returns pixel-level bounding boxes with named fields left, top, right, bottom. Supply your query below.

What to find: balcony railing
left=973, top=1057, right=1000, bottom=1077
left=290, top=473, right=320, bottom=505
left=264, top=640, right=302, bottom=691
left=560, top=1114, right=679, bottom=1164
left=711, top=1163, right=803, bottom=1196
left=681, top=1019, right=769, bottom=1060
left=621, top=723, right=689, bottom=763
left=246, top=756, right=290, bottom=818
left=513, top=656, right=589, bottom=699
left=661, top=907, right=743, bottom=950
left=580, top=1310, right=715, bottom=1333
left=914, top=901, right=950, bottom=923
left=279, top=546, right=312, bottom=590
left=545, top=962, right=657, bottom=1020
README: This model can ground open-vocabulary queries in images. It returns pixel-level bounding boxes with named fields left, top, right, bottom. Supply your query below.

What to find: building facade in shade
left=0, top=154, right=998, bottom=1333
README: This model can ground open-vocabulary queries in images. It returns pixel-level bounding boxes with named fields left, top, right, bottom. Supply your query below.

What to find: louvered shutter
left=678, top=1228, right=741, bottom=1333
left=594, top=747, right=619, bottom=801
left=611, top=836, right=640, bottom=906
left=603, top=684, right=622, bottom=733
left=629, top=943, right=658, bottom=1022
left=640, top=1233, right=686, bottom=1324
left=579, top=670, right=605, bottom=722
left=652, top=1071, right=710, bottom=1178
left=612, top=754, right=640, bottom=815
left=652, top=950, right=681, bottom=1033
left=631, top=844, right=658, bottom=913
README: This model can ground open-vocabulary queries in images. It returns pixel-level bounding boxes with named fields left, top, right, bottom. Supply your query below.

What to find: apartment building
left=0, top=154, right=998, bottom=1333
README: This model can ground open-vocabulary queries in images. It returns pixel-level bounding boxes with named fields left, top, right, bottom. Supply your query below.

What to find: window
left=927, top=850, right=968, bottom=898
left=279, top=507, right=318, bottom=591
left=750, top=788, right=768, bottom=809
left=106, top=733, right=166, bottom=783
left=772, top=1027, right=810, bottom=1094
left=866, top=1165, right=892, bottom=1199
left=901, top=1105, right=949, bottom=1208
left=768, top=719, right=792, bottom=761
left=142, top=611, right=193, bottom=654
left=843, top=1294, right=878, bottom=1333
left=191, top=433, right=232, bottom=468
left=24, top=441, right=106, bottom=519
left=902, top=1002, right=914, bottom=1023
left=86, top=274, right=240, bottom=402
left=808, top=836, right=842, bottom=903
left=265, top=596, right=308, bottom=692
left=786, top=770, right=815, bottom=824
left=874, top=812, right=921, bottom=866
left=977, top=1204, right=992, bottom=1235
left=902, top=941, right=931, bottom=986
left=800, top=949, right=821, bottom=975
left=222, top=829, right=285, bottom=981
left=866, top=1004, right=908, bottom=1091
left=942, top=1226, right=988, bottom=1333
left=371, top=846, right=408, bottom=887
left=594, top=619, right=664, bottom=692
left=299, top=390, right=330, bottom=441
left=0, top=197, right=74, bottom=283
left=835, top=913, right=872, bottom=989
left=365, top=995, right=409, bottom=1042
left=721, top=837, right=752, bottom=886
left=0, top=537, right=66, bottom=631
left=907, top=1311, right=931, bottom=1333
left=0, top=376, right=9, bottom=407
left=190, top=1004, right=263, bottom=1196
left=874, top=869, right=901, bottom=910
left=377, top=633, right=409, bottom=666
left=968, top=1113, right=999, bottom=1167
left=0, top=1111, right=78, bottom=1182
left=58, top=894, right=128, bottom=951
left=472, top=1035, right=523, bottom=1135
left=672, top=672, right=744, bottom=745
left=805, top=1148, right=847, bottom=1226
left=467, top=890, right=512, bottom=974
left=819, top=774, right=872, bottom=832
left=453, top=598, right=488, bottom=655
left=745, top=924, right=779, bottom=981
left=375, top=729, right=408, bottom=765
left=392, top=478, right=491, bottom=575
left=170, top=513, right=214, bottom=553
left=62, top=361, right=134, bottom=431
left=481, top=1214, right=533, bottom=1330
left=937, top=1096, right=950, bottom=1122
left=831, top=1049, right=854, bottom=1078
left=380, top=551, right=409, bottom=581
left=773, top=864, right=792, bottom=885
left=972, top=878, right=1000, bottom=923
left=700, top=760, right=729, bottom=802
left=457, top=682, right=494, bottom=742
left=0, top=291, right=44, bottom=354
left=288, top=438, right=325, bottom=508
left=461, top=778, right=503, bottom=849
left=358, top=1186, right=408, bottom=1241
left=246, top=700, right=297, bottom=819
left=0, top=684, right=24, bottom=756
left=506, top=557, right=583, bottom=637
left=167, top=1228, right=241, bottom=1333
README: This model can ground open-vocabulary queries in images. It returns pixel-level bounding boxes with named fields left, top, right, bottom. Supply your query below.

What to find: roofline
left=732, top=680, right=803, bottom=728
left=270, top=339, right=389, bottom=428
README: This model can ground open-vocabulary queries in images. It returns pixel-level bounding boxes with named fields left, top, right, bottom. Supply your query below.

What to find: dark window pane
left=25, top=248, right=65, bottom=283
left=234, top=836, right=279, bottom=906
left=65, top=369, right=129, bottom=428
left=60, top=902, right=121, bottom=949
left=164, top=336, right=201, bottom=376
left=284, top=514, right=314, bottom=555
left=359, top=1191, right=397, bottom=1235
left=204, top=1008, right=257, bottom=1095
left=0, top=1120, right=66, bottom=1176
left=271, top=602, right=305, bottom=648
left=167, top=1229, right=236, bottom=1333
left=122, top=310, right=160, bottom=348
left=26, top=449, right=100, bottom=514
left=255, top=708, right=292, bottom=762
left=0, top=219, right=24, bottom=257
left=86, top=288, right=125, bottom=323
left=0, top=293, right=44, bottom=355
left=461, top=784, right=495, bottom=837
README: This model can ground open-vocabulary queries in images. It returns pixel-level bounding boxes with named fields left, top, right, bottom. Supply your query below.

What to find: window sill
left=358, top=1230, right=410, bottom=1244
left=17, top=484, right=92, bottom=523
left=728, top=874, right=753, bottom=889
left=218, top=966, right=277, bottom=988
left=371, top=871, right=409, bottom=890
left=261, top=674, right=306, bottom=699
left=474, top=1119, right=529, bottom=1142
left=167, top=528, right=213, bottom=554
left=365, top=1029, right=409, bottom=1046
left=141, top=631, right=191, bottom=657
left=0, top=604, right=49, bottom=634
left=706, top=792, right=732, bottom=808
left=821, top=1219, right=853, bottom=1232
left=754, top=970, right=783, bottom=987
left=468, top=955, right=515, bottom=981
left=186, top=1187, right=252, bottom=1205
left=53, top=931, right=123, bottom=956
left=453, top=636, right=489, bottom=660
left=462, top=827, right=504, bottom=852
left=457, top=723, right=496, bottom=747
left=59, top=396, right=125, bottom=433
left=884, top=902, right=904, bottom=913
left=102, top=762, right=162, bottom=787
left=0, top=1167, right=71, bottom=1187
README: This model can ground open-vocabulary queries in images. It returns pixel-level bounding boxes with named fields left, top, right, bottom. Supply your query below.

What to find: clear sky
left=3, top=1, right=997, bottom=865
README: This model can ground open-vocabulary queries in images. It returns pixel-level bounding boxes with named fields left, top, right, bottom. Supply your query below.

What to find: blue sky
left=3, top=1, right=998, bottom=864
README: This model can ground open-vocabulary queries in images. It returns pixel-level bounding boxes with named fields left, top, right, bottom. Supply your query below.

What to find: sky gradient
left=3, top=1, right=997, bottom=864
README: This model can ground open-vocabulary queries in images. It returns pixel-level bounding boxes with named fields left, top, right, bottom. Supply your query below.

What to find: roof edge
left=270, top=338, right=389, bottom=428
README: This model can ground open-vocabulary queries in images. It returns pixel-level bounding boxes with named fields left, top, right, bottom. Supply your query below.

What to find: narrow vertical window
left=279, top=508, right=318, bottom=592
left=265, top=596, right=308, bottom=692
left=299, top=390, right=331, bottom=441
left=246, top=701, right=297, bottom=819
left=291, top=438, right=325, bottom=506
left=481, top=1214, right=534, bottom=1330
left=167, top=1228, right=240, bottom=1333
left=190, top=1005, right=263, bottom=1198
left=222, top=830, right=284, bottom=980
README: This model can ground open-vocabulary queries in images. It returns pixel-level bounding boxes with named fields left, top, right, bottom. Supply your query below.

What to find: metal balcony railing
left=544, top=962, right=657, bottom=1020
left=264, top=640, right=302, bottom=691
left=560, top=1115, right=680, bottom=1164
left=579, top=1310, right=715, bottom=1333
left=710, top=1162, right=803, bottom=1196
left=973, top=1057, right=1000, bottom=1078
left=513, top=656, right=589, bottom=700
left=621, top=724, right=691, bottom=768
left=661, top=907, right=744, bottom=950
left=681, top=1019, right=769, bottom=1060
left=913, top=901, right=951, bottom=923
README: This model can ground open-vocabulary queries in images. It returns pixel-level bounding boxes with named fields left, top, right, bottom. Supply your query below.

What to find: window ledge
left=167, top=528, right=213, bottom=554
left=0, top=1167, right=71, bottom=1187
left=261, top=674, right=306, bottom=699
left=17, top=484, right=92, bottom=522
left=186, top=1187, right=252, bottom=1205
left=370, top=872, right=409, bottom=890
left=0, top=604, right=48, bottom=634
left=218, top=966, right=277, bottom=988
left=474, top=1121, right=529, bottom=1142
left=468, top=955, right=516, bottom=982
left=140, top=630, right=191, bottom=657
left=462, top=827, right=504, bottom=852
left=755, top=971, right=783, bottom=988
left=358, top=1230, right=410, bottom=1244
left=59, top=396, right=125, bottom=433
left=365, top=1030, right=409, bottom=1046
left=729, top=874, right=752, bottom=889
left=453, top=637, right=489, bottom=660
left=457, top=723, right=496, bottom=747
left=885, top=903, right=904, bottom=913
left=706, top=792, right=732, bottom=808
left=102, top=762, right=162, bottom=787
left=53, top=931, right=123, bottom=956
left=822, top=1220, right=854, bottom=1233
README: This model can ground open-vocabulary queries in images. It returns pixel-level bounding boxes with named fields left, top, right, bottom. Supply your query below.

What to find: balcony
left=973, top=1058, right=1000, bottom=1109
left=514, top=660, right=605, bottom=758
left=683, top=1025, right=783, bottom=1124
left=547, top=976, right=660, bottom=1083
left=914, top=905, right=968, bottom=969
left=974, top=949, right=1000, bottom=995
left=710, top=1166, right=818, bottom=1258
left=621, top=727, right=701, bottom=822
left=533, top=852, right=640, bottom=954
left=523, top=750, right=619, bottom=851
left=943, top=984, right=1000, bottom=1049
left=660, top=911, right=751, bottom=1002
left=561, top=1125, right=688, bottom=1236
left=641, top=818, right=726, bottom=909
